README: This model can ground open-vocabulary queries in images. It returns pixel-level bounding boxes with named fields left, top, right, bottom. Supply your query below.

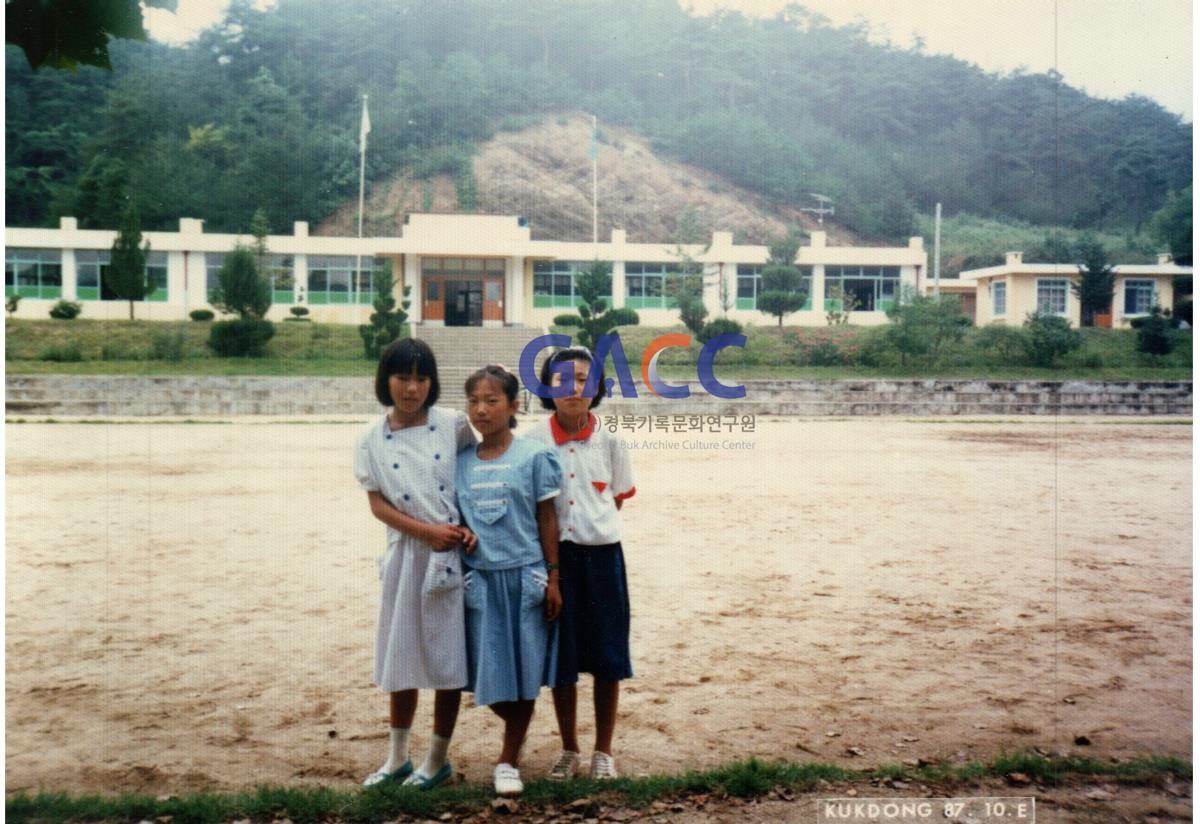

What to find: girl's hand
left=544, top=580, right=562, bottom=622
left=425, top=523, right=464, bottom=551
left=458, top=526, right=478, bottom=555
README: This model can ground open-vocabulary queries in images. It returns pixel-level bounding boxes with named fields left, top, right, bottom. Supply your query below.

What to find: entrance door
left=444, top=280, right=483, bottom=326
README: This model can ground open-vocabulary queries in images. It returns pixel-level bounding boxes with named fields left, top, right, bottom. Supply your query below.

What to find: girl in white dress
left=354, top=338, right=477, bottom=790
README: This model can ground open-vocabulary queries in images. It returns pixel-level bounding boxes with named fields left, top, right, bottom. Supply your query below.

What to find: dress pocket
left=421, top=551, right=463, bottom=597
left=521, top=566, right=548, bottom=610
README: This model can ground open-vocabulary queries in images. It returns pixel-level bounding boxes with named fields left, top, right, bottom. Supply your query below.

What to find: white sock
left=416, top=733, right=451, bottom=777
left=380, top=727, right=411, bottom=773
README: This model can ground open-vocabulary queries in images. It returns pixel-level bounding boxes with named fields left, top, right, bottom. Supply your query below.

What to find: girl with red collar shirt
left=526, top=346, right=635, bottom=782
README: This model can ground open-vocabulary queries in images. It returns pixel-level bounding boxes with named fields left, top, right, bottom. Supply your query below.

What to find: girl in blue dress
left=456, top=364, right=562, bottom=797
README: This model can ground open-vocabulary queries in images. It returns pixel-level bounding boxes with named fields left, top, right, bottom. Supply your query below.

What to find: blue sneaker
left=403, top=761, right=453, bottom=790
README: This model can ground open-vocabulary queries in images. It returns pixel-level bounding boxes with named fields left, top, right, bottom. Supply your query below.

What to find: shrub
left=698, top=317, right=743, bottom=344
left=189, top=309, right=215, bottom=321
left=855, top=330, right=894, bottom=367
left=48, top=299, right=82, bottom=320
left=208, top=318, right=275, bottom=357
left=973, top=325, right=1028, bottom=363
left=151, top=329, right=187, bottom=361
left=1023, top=312, right=1082, bottom=367
left=1136, top=306, right=1175, bottom=357
left=807, top=339, right=843, bottom=366
left=6, top=294, right=20, bottom=316
left=290, top=306, right=309, bottom=318
left=553, top=314, right=581, bottom=328
left=38, top=342, right=83, bottom=362
left=101, top=343, right=140, bottom=361
left=606, top=307, right=640, bottom=327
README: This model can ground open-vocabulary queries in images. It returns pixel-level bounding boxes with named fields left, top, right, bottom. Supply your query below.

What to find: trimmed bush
left=48, top=300, right=82, bottom=320
left=1023, top=312, right=1082, bottom=367
left=1135, top=306, right=1175, bottom=357
left=208, top=318, right=275, bottom=357
left=290, top=306, right=310, bottom=318
left=553, top=314, right=581, bottom=327
left=606, top=307, right=640, bottom=327
left=698, top=317, right=743, bottom=344
left=189, top=309, right=215, bottom=321
left=38, top=342, right=83, bottom=362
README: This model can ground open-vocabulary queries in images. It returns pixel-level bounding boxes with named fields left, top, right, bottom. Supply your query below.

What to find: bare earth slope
left=316, top=113, right=852, bottom=244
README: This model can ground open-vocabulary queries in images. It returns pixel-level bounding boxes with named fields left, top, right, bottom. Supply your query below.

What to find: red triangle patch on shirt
left=592, top=481, right=608, bottom=493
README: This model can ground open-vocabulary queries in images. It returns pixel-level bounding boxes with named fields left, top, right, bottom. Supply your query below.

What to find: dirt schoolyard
left=4, top=416, right=1191, bottom=795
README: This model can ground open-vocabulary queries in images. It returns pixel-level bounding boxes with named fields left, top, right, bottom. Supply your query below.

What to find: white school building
left=6, top=213, right=928, bottom=328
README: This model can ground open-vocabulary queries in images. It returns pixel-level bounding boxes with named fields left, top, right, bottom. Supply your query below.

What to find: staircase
left=412, top=325, right=546, bottom=410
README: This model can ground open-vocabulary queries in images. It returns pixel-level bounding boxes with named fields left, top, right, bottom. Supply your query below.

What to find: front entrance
left=444, top=280, right=483, bottom=327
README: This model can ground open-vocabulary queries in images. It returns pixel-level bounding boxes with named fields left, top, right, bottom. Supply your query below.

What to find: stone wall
left=5, top=376, right=1192, bottom=417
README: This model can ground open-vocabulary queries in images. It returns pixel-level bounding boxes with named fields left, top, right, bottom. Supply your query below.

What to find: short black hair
left=465, top=364, right=520, bottom=428
left=375, top=338, right=440, bottom=408
left=539, top=346, right=605, bottom=410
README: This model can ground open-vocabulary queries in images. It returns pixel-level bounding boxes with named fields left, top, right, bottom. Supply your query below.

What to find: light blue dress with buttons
left=354, top=405, right=476, bottom=692
left=456, top=436, right=562, bottom=706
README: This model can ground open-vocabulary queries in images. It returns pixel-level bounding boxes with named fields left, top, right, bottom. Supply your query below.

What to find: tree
left=1148, top=186, right=1192, bottom=266
left=250, top=207, right=271, bottom=258
left=211, top=246, right=271, bottom=319
left=359, top=260, right=409, bottom=359
left=105, top=203, right=154, bottom=320
left=1135, top=306, right=1174, bottom=358
left=1072, top=234, right=1115, bottom=327
left=667, top=213, right=710, bottom=336
left=6, top=0, right=177, bottom=70
left=757, top=231, right=807, bottom=327
left=573, top=260, right=636, bottom=350
left=824, top=285, right=860, bottom=325
left=883, top=287, right=968, bottom=365
left=1023, top=312, right=1082, bottom=367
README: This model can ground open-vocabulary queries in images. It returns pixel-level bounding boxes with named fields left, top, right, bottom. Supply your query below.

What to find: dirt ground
left=4, top=416, right=1191, bottom=798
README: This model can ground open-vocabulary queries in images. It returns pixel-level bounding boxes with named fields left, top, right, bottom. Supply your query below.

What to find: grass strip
left=6, top=754, right=1189, bottom=824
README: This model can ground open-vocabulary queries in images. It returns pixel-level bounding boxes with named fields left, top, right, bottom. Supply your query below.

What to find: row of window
left=5, top=249, right=383, bottom=305
left=990, top=279, right=1157, bottom=317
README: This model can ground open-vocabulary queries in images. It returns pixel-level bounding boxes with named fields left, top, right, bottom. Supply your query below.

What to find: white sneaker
left=494, top=762, right=524, bottom=797
left=548, top=750, right=581, bottom=781
left=590, top=751, right=618, bottom=780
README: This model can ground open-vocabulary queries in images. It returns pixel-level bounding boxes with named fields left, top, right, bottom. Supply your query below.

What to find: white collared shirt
left=526, top=413, right=635, bottom=545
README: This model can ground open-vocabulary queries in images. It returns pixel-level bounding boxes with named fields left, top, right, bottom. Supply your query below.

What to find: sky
left=144, top=0, right=1193, bottom=120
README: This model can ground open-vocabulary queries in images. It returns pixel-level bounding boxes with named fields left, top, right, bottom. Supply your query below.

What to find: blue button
left=439, top=485, right=445, bottom=492
left=403, top=494, right=410, bottom=501
left=434, top=453, right=440, bottom=460
left=430, top=425, right=437, bottom=431
left=385, top=434, right=392, bottom=440
left=447, top=516, right=455, bottom=523
left=393, top=463, right=399, bottom=469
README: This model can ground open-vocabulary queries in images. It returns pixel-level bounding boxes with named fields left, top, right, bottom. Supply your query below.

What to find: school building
left=959, top=251, right=1189, bottom=328
left=5, top=213, right=927, bottom=328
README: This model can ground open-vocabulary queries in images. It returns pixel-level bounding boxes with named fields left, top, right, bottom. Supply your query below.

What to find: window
left=1123, top=279, right=1155, bottom=315
left=76, top=250, right=167, bottom=301
left=260, top=254, right=295, bottom=304
left=824, top=265, right=898, bottom=311
left=5, top=249, right=62, bottom=299
left=308, top=256, right=381, bottom=304
left=1036, top=279, right=1069, bottom=315
left=624, top=262, right=679, bottom=309
left=532, top=261, right=607, bottom=308
left=992, top=281, right=1006, bottom=316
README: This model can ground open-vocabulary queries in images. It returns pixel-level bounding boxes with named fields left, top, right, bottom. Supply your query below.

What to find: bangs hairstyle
left=539, top=346, right=605, bottom=410
left=375, top=338, right=440, bottom=408
left=465, top=364, right=520, bottom=429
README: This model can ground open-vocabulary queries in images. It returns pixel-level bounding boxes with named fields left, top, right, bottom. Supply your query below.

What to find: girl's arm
left=367, top=491, right=464, bottom=551
left=537, top=498, right=562, bottom=622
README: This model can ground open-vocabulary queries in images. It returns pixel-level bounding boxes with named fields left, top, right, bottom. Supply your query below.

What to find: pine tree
left=105, top=203, right=153, bottom=320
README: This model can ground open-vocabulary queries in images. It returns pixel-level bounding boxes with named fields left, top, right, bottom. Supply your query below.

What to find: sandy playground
left=4, top=416, right=1192, bottom=795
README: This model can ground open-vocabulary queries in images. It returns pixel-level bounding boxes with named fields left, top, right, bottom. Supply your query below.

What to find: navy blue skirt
left=552, top=541, right=633, bottom=686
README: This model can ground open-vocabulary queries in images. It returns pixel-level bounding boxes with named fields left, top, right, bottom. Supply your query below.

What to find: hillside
left=316, top=114, right=848, bottom=244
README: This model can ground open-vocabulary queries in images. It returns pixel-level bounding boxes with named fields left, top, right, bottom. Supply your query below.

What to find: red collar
left=550, top=412, right=596, bottom=445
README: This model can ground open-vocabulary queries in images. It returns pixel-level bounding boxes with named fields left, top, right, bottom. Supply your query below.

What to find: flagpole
left=591, top=114, right=598, bottom=245
left=356, top=94, right=369, bottom=305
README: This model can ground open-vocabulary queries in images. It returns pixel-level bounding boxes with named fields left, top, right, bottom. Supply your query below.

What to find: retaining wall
left=5, top=376, right=1192, bottom=417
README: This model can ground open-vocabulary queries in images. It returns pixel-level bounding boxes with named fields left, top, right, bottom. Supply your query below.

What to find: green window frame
left=823, top=265, right=899, bottom=312
left=532, top=260, right=608, bottom=308
left=307, top=256, right=381, bottom=305
left=624, top=262, right=680, bottom=309
left=75, top=249, right=167, bottom=302
left=5, top=248, right=62, bottom=299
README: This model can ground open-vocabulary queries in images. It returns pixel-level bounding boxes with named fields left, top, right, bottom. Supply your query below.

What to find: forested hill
left=6, top=0, right=1191, bottom=244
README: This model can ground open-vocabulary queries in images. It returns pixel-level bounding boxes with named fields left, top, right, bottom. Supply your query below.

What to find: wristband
left=546, top=563, right=560, bottom=572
